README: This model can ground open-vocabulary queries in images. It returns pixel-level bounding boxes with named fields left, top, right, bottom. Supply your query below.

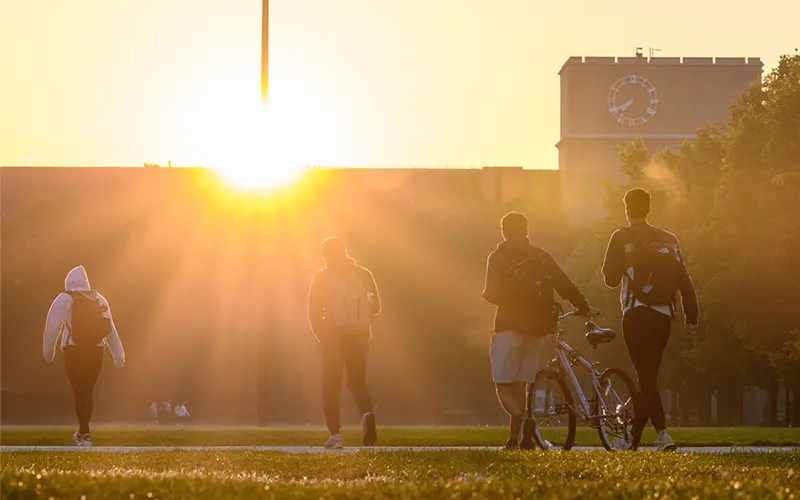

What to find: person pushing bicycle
left=483, top=211, right=599, bottom=449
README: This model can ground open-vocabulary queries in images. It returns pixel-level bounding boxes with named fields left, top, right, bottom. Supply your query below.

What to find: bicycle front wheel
left=595, top=367, right=637, bottom=451
left=528, top=368, right=576, bottom=450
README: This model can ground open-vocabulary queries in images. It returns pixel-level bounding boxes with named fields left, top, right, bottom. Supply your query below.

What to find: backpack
left=67, top=291, right=111, bottom=346
left=504, top=248, right=558, bottom=335
left=323, top=267, right=373, bottom=330
left=626, top=228, right=683, bottom=309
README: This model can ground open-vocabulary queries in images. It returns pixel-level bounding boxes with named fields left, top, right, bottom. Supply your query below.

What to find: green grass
left=2, top=425, right=799, bottom=447
left=2, top=450, right=799, bottom=499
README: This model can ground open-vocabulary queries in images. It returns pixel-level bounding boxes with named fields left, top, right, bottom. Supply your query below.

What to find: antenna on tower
left=649, top=47, right=661, bottom=58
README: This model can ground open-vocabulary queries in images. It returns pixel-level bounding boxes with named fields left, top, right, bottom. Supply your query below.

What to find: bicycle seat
left=584, top=321, right=616, bottom=346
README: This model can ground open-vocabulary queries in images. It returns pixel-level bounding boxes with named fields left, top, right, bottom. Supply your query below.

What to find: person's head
left=320, top=237, right=349, bottom=264
left=624, top=188, right=651, bottom=222
left=501, top=211, right=529, bottom=240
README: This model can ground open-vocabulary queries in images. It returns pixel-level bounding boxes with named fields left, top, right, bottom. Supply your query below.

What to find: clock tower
left=558, top=54, right=763, bottom=223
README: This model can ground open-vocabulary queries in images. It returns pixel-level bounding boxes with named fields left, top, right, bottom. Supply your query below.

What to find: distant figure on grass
left=162, top=400, right=174, bottom=425
left=149, top=401, right=159, bottom=425
left=174, top=401, right=191, bottom=425
left=602, top=188, right=699, bottom=452
left=483, top=212, right=597, bottom=450
left=42, top=265, right=125, bottom=447
left=308, top=237, right=381, bottom=449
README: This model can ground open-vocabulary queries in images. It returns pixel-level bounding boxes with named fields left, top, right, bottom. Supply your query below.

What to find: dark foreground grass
left=2, top=450, right=799, bottom=499
left=2, top=425, right=799, bottom=447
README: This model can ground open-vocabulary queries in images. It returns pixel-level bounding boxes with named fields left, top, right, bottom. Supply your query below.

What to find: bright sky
left=2, top=0, right=798, bottom=170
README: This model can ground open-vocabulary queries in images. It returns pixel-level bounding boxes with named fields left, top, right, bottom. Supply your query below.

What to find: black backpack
left=626, top=228, right=683, bottom=309
left=68, top=291, right=111, bottom=346
left=505, top=247, right=558, bottom=335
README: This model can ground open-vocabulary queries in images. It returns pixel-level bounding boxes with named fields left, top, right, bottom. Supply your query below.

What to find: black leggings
left=63, top=346, right=104, bottom=435
left=622, top=307, right=671, bottom=444
left=321, top=334, right=373, bottom=435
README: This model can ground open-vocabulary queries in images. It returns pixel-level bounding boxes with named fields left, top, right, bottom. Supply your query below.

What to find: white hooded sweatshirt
left=42, top=265, right=125, bottom=367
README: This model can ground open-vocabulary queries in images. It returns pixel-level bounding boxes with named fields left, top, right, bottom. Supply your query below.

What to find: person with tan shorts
left=483, top=212, right=597, bottom=449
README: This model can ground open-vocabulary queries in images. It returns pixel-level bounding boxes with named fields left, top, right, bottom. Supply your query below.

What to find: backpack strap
left=620, top=226, right=651, bottom=309
left=529, top=247, right=551, bottom=273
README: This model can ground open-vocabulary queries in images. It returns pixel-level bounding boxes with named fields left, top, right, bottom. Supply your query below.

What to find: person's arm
left=482, top=252, right=506, bottom=306
left=541, top=249, right=591, bottom=315
left=308, top=273, right=328, bottom=341
left=601, top=230, right=627, bottom=288
left=363, top=268, right=381, bottom=316
left=100, top=295, right=125, bottom=368
left=674, top=240, right=699, bottom=326
left=43, top=293, right=71, bottom=362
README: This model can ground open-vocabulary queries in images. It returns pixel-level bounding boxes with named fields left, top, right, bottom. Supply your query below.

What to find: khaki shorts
left=489, top=330, right=544, bottom=384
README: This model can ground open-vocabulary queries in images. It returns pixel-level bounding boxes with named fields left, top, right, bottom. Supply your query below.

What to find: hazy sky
left=2, top=0, right=798, bottom=171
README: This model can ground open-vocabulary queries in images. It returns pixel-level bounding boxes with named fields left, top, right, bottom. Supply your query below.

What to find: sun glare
left=173, top=72, right=335, bottom=192
left=215, top=162, right=306, bottom=191
left=210, top=107, right=309, bottom=192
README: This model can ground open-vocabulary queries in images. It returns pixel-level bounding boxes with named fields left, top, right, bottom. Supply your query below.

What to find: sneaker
left=361, top=412, right=377, bottom=446
left=73, top=433, right=92, bottom=447
left=519, top=418, right=536, bottom=450
left=324, top=434, right=344, bottom=449
left=656, top=430, right=677, bottom=452
left=613, top=436, right=632, bottom=451
left=504, top=439, right=520, bottom=450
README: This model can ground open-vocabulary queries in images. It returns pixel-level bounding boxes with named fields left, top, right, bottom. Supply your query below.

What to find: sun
left=171, top=70, right=338, bottom=192
left=211, top=112, right=308, bottom=192
left=215, top=161, right=306, bottom=192
left=208, top=104, right=309, bottom=192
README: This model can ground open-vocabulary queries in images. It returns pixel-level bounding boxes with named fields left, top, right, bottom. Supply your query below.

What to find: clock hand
left=619, top=99, right=634, bottom=111
left=611, top=99, right=635, bottom=113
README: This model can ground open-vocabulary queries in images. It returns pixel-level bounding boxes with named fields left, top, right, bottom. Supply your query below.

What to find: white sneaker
left=613, top=436, right=632, bottom=451
left=656, top=430, right=677, bottom=452
left=73, top=432, right=92, bottom=447
left=324, top=434, right=344, bottom=449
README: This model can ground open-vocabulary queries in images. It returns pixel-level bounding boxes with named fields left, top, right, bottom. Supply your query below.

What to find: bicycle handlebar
left=558, top=310, right=581, bottom=320
left=559, top=308, right=602, bottom=321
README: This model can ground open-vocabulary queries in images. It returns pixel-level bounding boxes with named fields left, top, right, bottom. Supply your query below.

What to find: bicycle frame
left=542, top=313, right=615, bottom=425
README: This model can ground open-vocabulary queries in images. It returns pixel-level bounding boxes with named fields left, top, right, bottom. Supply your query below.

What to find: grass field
left=1, top=425, right=799, bottom=447
left=2, top=449, right=799, bottom=499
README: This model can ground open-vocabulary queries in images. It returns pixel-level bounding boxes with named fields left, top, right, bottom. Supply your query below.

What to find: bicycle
left=527, top=308, right=637, bottom=451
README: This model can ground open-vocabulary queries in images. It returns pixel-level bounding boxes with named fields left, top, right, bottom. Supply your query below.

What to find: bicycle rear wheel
left=594, top=367, right=637, bottom=451
left=528, top=368, right=576, bottom=450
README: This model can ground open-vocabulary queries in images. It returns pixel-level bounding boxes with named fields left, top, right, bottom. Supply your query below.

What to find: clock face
left=607, top=74, right=659, bottom=127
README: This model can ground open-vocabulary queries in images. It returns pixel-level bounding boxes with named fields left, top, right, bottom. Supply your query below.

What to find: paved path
left=2, top=445, right=798, bottom=453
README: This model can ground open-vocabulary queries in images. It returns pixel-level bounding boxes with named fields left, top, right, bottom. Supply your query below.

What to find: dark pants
left=63, top=346, right=104, bottom=435
left=322, top=334, right=373, bottom=435
left=622, top=306, right=671, bottom=445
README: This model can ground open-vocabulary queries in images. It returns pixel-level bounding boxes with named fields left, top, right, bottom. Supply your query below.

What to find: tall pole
left=261, top=0, right=269, bottom=102
left=257, top=0, right=270, bottom=427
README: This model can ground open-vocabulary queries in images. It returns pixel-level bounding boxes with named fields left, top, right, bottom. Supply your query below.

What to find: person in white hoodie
left=43, top=265, right=125, bottom=446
